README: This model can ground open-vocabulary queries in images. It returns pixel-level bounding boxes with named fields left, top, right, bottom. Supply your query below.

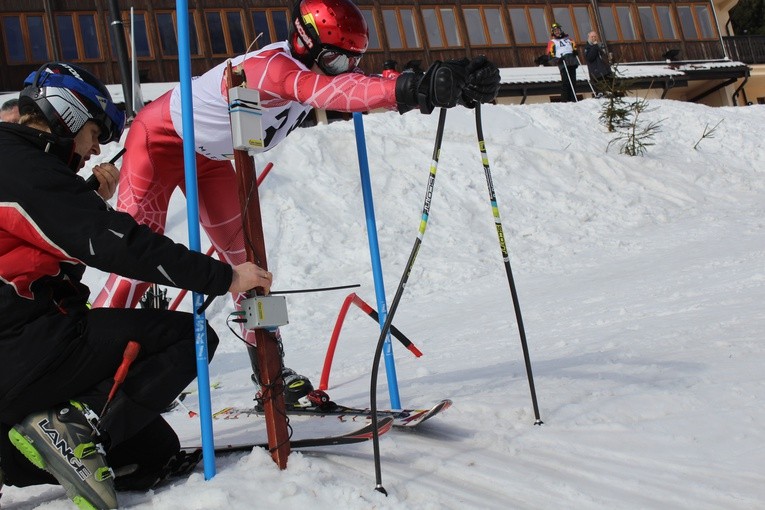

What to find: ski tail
left=180, top=416, right=394, bottom=454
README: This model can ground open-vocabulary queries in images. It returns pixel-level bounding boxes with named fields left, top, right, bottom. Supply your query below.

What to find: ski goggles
left=315, top=46, right=363, bottom=76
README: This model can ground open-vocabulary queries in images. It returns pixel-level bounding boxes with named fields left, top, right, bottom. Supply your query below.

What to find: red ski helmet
left=19, top=62, right=125, bottom=144
left=289, top=0, right=369, bottom=75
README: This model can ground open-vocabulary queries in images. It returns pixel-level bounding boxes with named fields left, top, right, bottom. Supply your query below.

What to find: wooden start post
left=226, top=62, right=291, bottom=468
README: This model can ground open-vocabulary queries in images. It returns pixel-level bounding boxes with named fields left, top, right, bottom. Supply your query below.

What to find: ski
left=213, top=399, right=452, bottom=428
left=179, top=415, right=394, bottom=454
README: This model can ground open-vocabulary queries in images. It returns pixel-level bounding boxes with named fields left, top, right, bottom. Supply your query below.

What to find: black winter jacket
left=585, top=42, right=612, bottom=80
left=0, top=123, right=232, bottom=411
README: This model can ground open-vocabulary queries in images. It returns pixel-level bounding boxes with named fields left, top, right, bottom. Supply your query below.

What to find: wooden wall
left=0, top=0, right=729, bottom=93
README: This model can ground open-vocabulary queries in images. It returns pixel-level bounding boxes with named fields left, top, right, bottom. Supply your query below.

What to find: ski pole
left=474, top=103, right=542, bottom=425
left=98, top=341, right=141, bottom=423
left=577, top=55, right=598, bottom=96
left=369, top=107, right=448, bottom=495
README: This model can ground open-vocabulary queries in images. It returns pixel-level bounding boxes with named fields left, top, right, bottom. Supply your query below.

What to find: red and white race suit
left=93, top=43, right=398, bottom=331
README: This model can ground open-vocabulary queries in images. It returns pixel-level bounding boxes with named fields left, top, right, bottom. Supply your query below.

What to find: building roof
left=495, top=59, right=749, bottom=100
left=498, top=60, right=747, bottom=85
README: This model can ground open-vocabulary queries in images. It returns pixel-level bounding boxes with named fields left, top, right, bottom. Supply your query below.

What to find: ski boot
left=8, top=401, right=117, bottom=509
left=246, top=335, right=322, bottom=409
left=281, top=367, right=315, bottom=408
left=252, top=367, right=317, bottom=409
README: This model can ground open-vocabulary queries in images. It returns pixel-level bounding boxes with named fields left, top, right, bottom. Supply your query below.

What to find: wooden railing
left=724, top=35, right=765, bottom=64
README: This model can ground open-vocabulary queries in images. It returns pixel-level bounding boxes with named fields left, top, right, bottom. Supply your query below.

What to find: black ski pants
left=0, top=307, right=218, bottom=487
left=558, top=64, right=577, bottom=102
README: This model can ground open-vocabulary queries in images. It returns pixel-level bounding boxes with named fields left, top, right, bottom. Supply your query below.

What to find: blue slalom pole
left=176, top=0, right=216, bottom=479
left=352, top=112, right=401, bottom=409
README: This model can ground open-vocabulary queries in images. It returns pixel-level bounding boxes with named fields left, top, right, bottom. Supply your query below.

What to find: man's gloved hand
left=395, top=59, right=469, bottom=114
left=461, top=56, right=500, bottom=107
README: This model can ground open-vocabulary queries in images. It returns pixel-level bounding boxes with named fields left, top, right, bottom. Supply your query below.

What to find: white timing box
left=229, top=86, right=264, bottom=151
left=242, top=295, right=289, bottom=329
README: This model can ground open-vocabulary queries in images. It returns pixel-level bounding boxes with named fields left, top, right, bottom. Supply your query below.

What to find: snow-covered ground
left=3, top=98, right=764, bottom=509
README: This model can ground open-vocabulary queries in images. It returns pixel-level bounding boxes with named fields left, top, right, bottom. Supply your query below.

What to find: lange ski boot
left=8, top=401, right=117, bottom=509
left=247, top=333, right=321, bottom=409
left=281, top=368, right=315, bottom=407
left=252, top=367, right=316, bottom=409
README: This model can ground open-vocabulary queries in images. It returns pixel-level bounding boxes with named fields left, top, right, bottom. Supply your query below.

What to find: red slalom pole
left=319, top=293, right=423, bottom=391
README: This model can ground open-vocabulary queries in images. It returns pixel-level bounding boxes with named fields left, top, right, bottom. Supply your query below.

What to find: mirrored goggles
left=316, top=47, right=363, bottom=76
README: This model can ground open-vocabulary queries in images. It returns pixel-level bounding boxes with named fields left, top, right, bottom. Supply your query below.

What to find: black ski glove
left=461, top=56, right=501, bottom=107
left=395, top=59, right=469, bottom=114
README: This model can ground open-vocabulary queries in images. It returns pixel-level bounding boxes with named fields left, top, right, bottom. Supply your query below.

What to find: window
left=552, top=5, right=593, bottom=43
left=464, top=7, right=508, bottom=46
left=28, top=16, right=50, bottom=61
left=508, top=7, right=549, bottom=45
left=121, top=11, right=152, bottom=58
left=599, top=7, right=618, bottom=40
left=638, top=6, right=678, bottom=41
left=599, top=5, right=638, bottom=41
left=677, top=6, right=698, bottom=39
left=382, top=7, right=421, bottom=50
left=272, top=11, right=289, bottom=42
left=694, top=4, right=716, bottom=38
left=250, top=9, right=289, bottom=48
left=155, top=12, right=200, bottom=56
left=79, top=15, right=100, bottom=59
left=656, top=6, right=678, bottom=40
left=638, top=7, right=658, bottom=39
left=54, top=13, right=101, bottom=61
left=616, top=6, right=637, bottom=40
left=422, top=7, right=461, bottom=48
left=205, top=10, right=247, bottom=55
left=572, top=6, right=594, bottom=43
left=360, top=8, right=381, bottom=50
left=678, top=3, right=719, bottom=40
left=2, top=17, right=26, bottom=63
left=2, top=14, right=51, bottom=63
left=57, top=15, right=78, bottom=60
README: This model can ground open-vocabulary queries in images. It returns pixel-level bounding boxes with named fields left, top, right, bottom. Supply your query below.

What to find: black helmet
left=551, top=22, right=564, bottom=35
left=19, top=62, right=125, bottom=144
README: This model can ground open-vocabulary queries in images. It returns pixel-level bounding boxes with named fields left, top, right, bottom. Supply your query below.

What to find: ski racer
left=0, top=62, right=272, bottom=508
left=548, top=22, right=579, bottom=102
left=92, top=0, right=501, bottom=408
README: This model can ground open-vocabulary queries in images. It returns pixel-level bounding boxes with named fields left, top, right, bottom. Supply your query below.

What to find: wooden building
left=0, top=0, right=759, bottom=106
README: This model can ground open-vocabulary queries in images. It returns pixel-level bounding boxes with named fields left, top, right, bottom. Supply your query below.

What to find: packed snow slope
left=3, top=98, right=764, bottom=509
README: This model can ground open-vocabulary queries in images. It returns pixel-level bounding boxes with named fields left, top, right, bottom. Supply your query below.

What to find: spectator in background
left=0, top=98, right=20, bottom=123
left=547, top=23, right=578, bottom=102
left=585, top=31, right=612, bottom=90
